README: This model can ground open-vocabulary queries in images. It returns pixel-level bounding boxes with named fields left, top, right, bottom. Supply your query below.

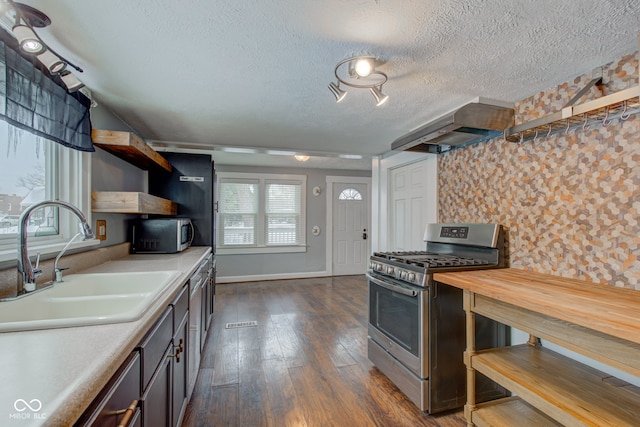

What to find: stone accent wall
left=438, top=52, right=640, bottom=289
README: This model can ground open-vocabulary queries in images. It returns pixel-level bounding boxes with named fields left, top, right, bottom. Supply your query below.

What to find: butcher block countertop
left=433, top=268, right=640, bottom=346
left=434, top=267, right=640, bottom=426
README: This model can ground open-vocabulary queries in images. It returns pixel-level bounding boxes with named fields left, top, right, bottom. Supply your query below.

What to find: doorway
left=326, top=177, right=371, bottom=276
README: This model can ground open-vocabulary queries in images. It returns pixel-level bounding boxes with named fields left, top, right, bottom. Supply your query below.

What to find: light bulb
left=354, top=58, right=373, bottom=77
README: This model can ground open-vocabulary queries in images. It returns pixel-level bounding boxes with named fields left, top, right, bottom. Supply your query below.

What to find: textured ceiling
left=11, top=1, right=640, bottom=169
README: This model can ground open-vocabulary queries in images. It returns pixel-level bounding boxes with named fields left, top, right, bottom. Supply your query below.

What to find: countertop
left=433, top=268, right=640, bottom=345
left=1, top=246, right=212, bottom=427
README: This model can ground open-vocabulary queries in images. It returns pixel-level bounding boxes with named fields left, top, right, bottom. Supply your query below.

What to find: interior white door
left=332, top=182, right=369, bottom=275
left=389, top=160, right=437, bottom=250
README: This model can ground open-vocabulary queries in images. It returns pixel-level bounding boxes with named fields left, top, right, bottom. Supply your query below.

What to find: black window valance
left=0, top=31, right=93, bottom=152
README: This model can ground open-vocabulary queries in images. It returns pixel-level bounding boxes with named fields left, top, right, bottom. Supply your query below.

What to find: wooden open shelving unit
left=92, top=129, right=172, bottom=172
left=92, top=191, right=177, bottom=215
left=91, top=130, right=177, bottom=215
left=434, top=268, right=640, bottom=427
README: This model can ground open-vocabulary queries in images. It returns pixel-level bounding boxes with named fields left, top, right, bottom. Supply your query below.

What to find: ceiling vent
left=391, top=98, right=514, bottom=154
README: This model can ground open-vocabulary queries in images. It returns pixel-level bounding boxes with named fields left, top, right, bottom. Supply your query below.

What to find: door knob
left=363, top=228, right=368, bottom=240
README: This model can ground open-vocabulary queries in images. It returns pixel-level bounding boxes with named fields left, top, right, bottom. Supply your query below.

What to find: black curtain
left=0, top=30, right=93, bottom=152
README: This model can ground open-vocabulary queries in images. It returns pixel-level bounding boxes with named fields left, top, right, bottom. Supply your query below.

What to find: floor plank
left=182, top=276, right=466, bottom=427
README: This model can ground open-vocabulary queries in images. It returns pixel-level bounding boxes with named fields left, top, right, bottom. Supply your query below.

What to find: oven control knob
left=386, top=266, right=394, bottom=275
left=407, top=273, right=416, bottom=282
left=399, top=271, right=407, bottom=280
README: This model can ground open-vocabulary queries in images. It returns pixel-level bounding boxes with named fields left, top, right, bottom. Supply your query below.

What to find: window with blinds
left=219, top=178, right=258, bottom=245
left=265, top=181, right=301, bottom=245
left=218, top=173, right=306, bottom=252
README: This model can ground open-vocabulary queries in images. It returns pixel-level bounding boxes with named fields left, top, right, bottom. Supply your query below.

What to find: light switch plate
left=96, top=220, right=107, bottom=240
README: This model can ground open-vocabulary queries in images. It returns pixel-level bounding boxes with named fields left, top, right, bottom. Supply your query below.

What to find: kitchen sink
left=0, top=270, right=182, bottom=333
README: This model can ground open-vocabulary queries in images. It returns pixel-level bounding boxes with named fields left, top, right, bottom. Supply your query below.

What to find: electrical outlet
left=96, top=220, right=107, bottom=240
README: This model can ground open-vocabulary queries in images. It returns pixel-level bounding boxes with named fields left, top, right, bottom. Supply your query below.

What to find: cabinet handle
left=169, top=338, right=184, bottom=363
left=116, top=399, right=138, bottom=427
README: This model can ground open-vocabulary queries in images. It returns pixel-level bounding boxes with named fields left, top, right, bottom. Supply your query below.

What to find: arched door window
left=338, top=188, right=362, bottom=200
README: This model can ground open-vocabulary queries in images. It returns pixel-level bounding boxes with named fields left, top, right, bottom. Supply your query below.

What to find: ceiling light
left=370, top=86, right=389, bottom=107
left=354, top=58, right=373, bottom=77
left=294, top=155, right=310, bottom=162
left=330, top=55, right=389, bottom=106
left=59, top=71, right=84, bottom=92
left=328, top=82, right=347, bottom=103
left=12, top=24, right=45, bottom=54
left=7, top=1, right=85, bottom=92
left=37, top=50, right=66, bottom=74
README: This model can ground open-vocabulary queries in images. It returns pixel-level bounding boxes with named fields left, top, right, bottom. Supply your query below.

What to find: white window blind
left=217, top=172, right=306, bottom=253
left=219, top=179, right=258, bottom=245
left=265, top=181, right=301, bottom=245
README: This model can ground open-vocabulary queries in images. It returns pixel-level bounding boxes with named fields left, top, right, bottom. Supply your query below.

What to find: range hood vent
left=391, top=98, right=514, bottom=154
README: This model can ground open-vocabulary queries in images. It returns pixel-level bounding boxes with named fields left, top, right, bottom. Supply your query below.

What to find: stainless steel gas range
left=367, top=223, right=508, bottom=413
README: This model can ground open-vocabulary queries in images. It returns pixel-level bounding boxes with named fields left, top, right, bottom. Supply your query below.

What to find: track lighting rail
left=5, top=0, right=85, bottom=91
left=329, top=55, right=389, bottom=106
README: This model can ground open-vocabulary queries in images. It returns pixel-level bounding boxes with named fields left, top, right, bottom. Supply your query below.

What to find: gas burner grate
left=374, top=252, right=491, bottom=268
left=412, top=256, right=490, bottom=268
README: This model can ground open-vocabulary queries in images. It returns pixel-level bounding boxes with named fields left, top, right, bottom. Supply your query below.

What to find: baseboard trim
left=217, top=270, right=330, bottom=284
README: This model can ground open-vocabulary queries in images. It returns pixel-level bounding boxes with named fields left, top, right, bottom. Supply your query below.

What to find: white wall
left=215, top=164, right=371, bottom=282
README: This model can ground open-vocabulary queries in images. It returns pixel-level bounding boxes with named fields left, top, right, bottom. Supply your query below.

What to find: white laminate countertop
left=1, top=246, right=212, bottom=427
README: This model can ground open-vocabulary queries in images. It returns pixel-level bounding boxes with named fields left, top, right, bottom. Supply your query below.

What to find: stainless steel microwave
left=131, top=218, right=193, bottom=253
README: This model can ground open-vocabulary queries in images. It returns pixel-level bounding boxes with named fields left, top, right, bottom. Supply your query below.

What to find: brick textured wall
left=438, top=52, right=640, bottom=289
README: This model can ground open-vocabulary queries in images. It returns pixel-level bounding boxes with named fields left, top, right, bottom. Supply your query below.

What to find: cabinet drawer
left=171, top=284, right=189, bottom=333
left=139, top=306, right=173, bottom=390
left=75, top=351, right=141, bottom=427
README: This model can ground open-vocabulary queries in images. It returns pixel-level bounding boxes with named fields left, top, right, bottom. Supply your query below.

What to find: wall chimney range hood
left=391, top=98, right=514, bottom=154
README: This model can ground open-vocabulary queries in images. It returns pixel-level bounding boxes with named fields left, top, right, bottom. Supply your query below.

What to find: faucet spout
left=17, top=200, right=95, bottom=295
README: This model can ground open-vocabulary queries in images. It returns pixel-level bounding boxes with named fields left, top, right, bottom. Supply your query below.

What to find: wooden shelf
left=471, top=294, right=640, bottom=378
left=92, top=192, right=177, bottom=215
left=472, top=397, right=561, bottom=427
left=472, top=344, right=640, bottom=426
left=436, top=269, right=640, bottom=426
left=92, top=129, right=172, bottom=172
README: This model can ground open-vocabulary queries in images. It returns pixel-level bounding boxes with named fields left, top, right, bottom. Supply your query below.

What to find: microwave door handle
left=188, top=221, right=195, bottom=246
left=366, top=274, right=418, bottom=297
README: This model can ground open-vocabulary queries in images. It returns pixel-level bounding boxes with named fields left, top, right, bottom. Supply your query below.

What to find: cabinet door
left=172, top=311, right=189, bottom=427
left=140, top=307, right=172, bottom=390
left=142, top=345, right=172, bottom=427
left=76, top=352, right=141, bottom=427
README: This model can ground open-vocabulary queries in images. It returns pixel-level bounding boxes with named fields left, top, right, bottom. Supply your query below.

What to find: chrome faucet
left=16, top=200, right=95, bottom=296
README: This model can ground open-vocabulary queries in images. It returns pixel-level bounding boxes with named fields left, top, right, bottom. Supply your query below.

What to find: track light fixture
left=370, top=85, right=389, bottom=107
left=328, top=81, right=347, bottom=103
left=329, top=55, right=389, bottom=106
left=12, top=24, right=45, bottom=54
left=6, top=0, right=85, bottom=92
left=37, top=50, right=66, bottom=74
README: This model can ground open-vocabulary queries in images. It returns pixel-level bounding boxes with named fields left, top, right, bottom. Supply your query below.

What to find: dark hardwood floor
left=182, top=275, right=466, bottom=427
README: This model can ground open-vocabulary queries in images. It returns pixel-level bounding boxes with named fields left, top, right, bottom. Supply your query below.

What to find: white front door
left=330, top=180, right=370, bottom=276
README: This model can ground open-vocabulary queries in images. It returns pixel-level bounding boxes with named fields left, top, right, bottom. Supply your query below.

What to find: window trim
left=217, top=172, right=306, bottom=255
left=0, top=140, right=98, bottom=264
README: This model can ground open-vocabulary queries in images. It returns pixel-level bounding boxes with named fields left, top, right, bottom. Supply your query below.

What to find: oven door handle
left=366, top=274, right=419, bottom=297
